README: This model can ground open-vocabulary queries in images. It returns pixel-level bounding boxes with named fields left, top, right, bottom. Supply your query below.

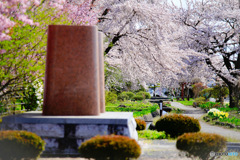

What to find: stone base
left=1, top=112, right=137, bottom=156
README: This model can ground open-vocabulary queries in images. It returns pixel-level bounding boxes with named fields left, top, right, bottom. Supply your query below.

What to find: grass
left=138, top=130, right=166, bottom=139
left=176, top=98, right=194, bottom=106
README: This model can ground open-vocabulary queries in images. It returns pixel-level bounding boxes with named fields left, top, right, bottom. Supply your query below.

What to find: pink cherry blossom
left=0, top=0, right=98, bottom=41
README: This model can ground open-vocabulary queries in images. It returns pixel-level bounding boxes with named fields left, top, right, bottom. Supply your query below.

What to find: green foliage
left=117, top=93, right=129, bottom=101
left=20, top=85, right=38, bottom=111
left=133, top=95, right=144, bottom=101
left=122, top=91, right=135, bottom=100
left=0, top=130, right=45, bottom=160
left=211, top=84, right=229, bottom=102
left=198, top=102, right=221, bottom=109
left=135, top=118, right=146, bottom=130
left=79, top=135, right=141, bottom=160
left=0, top=4, right=71, bottom=103
left=155, top=114, right=201, bottom=138
left=105, top=91, right=117, bottom=104
left=136, top=91, right=151, bottom=99
left=194, top=97, right=206, bottom=106
left=106, top=101, right=158, bottom=118
left=138, top=130, right=166, bottom=139
left=219, top=106, right=238, bottom=112
left=135, top=84, right=146, bottom=92
left=219, top=117, right=240, bottom=126
left=106, top=105, right=158, bottom=118
left=145, top=92, right=151, bottom=99
left=133, top=105, right=158, bottom=118
left=200, top=88, right=213, bottom=101
left=125, top=81, right=132, bottom=91
left=176, top=132, right=226, bottom=160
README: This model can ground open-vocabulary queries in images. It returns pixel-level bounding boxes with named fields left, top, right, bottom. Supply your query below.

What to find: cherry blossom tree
left=0, top=0, right=97, bottom=41
left=172, top=0, right=240, bottom=107
left=94, top=0, right=208, bottom=92
left=0, top=0, right=41, bottom=42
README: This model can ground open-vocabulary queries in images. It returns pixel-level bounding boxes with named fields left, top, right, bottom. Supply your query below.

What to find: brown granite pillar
left=43, top=25, right=100, bottom=116
left=98, top=32, right=105, bottom=113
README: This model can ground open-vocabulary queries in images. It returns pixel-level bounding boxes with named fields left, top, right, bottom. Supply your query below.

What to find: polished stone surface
left=43, top=25, right=100, bottom=115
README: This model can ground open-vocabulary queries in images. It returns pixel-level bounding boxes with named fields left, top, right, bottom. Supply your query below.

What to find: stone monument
left=1, top=25, right=137, bottom=156
left=43, top=25, right=100, bottom=115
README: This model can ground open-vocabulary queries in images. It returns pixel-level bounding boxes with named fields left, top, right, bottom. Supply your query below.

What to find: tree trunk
left=228, top=84, right=239, bottom=108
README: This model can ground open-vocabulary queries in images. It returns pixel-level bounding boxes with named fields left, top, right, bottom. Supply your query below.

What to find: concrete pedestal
left=1, top=112, right=138, bottom=156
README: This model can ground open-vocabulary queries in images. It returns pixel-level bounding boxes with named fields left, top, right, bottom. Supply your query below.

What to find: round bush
left=79, top=135, right=141, bottom=160
left=135, top=118, right=146, bottom=130
left=105, top=91, right=117, bottom=104
left=0, top=130, right=45, bottom=160
left=144, top=92, right=151, bottom=99
left=123, top=92, right=135, bottom=100
left=117, top=93, right=129, bottom=101
left=194, top=97, right=206, bottom=106
left=176, top=132, right=226, bottom=160
left=136, top=91, right=151, bottom=99
left=155, top=114, right=201, bottom=138
left=133, top=95, right=144, bottom=101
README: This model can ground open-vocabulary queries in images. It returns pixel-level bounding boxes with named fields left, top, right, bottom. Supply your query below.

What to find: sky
left=167, top=0, right=188, bottom=8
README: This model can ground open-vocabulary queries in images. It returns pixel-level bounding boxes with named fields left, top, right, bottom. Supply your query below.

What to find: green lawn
left=176, top=99, right=194, bottom=106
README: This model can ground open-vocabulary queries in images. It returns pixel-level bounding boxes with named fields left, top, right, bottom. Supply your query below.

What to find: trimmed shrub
left=123, top=91, right=135, bottom=100
left=155, top=114, right=201, bottom=138
left=145, top=92, right=151, bottom=99
left=117, top=93, right=129, bottom=101
left=0, top=130, right=45, bottom=160
left=136, top=91, right=151, bottom=99
left=105, top=91, right=117, bottom=104
left=194, top=97, right=206, bottom=106
left=176, top=132, right=227, bottom=160
left=135, top=118, right=146, bottom=130
left=79, top=135, right=141, bottom=160
left=133, top=95, right=144, bottom=101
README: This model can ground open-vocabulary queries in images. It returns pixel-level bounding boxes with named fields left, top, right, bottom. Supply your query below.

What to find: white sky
left=167, top=0, right=188, bottom=8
